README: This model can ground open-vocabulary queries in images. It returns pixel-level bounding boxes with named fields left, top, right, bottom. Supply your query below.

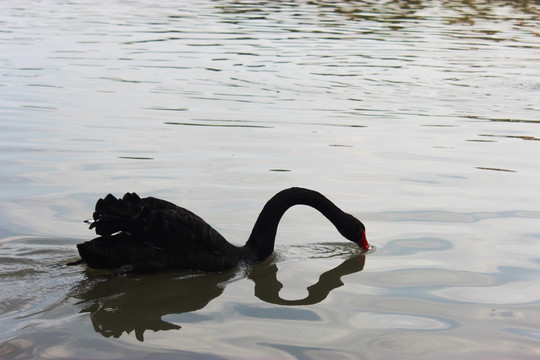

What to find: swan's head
left=358, top=229, right=369, bottom=252
left=341, top=215, right=369, bottom=252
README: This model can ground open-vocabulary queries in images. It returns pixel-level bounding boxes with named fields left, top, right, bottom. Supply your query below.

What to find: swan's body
left=76, top=187, right=368, bottom=273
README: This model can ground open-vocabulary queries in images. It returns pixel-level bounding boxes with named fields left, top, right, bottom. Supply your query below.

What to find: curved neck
left=243, top=187, right=350, bottom=261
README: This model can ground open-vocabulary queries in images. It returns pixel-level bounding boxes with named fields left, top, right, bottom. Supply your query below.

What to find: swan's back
left=77, top=193, right=245, bottom=273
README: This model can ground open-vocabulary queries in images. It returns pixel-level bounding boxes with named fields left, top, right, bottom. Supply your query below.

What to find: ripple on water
left=431, top=280, right=540, bottom=305
left=350, top=312, right=457, bottom=331
left=277, top=242, right=365, bottom=260
left=381, top=237, right=453, bottom=256
left=0, top=237, right=83, bottom=339
left=1, top=0, right=540, bottom=359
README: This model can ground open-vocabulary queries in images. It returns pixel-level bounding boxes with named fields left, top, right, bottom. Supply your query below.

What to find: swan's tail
left=89, top=193, right=150, bottom=236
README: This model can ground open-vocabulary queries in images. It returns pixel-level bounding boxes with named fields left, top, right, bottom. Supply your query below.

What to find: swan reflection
left=74, top=254, right=366, bottom=341
left=249, top=255, right=365, bottom=306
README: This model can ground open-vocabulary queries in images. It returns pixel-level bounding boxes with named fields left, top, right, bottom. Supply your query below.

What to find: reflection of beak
left=359, top=231, right=369, bottom=252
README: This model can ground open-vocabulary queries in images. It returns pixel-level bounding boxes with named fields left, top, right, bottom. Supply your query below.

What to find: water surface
left=1, top=1, right=540, bottom=359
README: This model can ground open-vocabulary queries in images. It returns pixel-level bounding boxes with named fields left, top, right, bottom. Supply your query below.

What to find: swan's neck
left=243, top=188, right=351, bottom=261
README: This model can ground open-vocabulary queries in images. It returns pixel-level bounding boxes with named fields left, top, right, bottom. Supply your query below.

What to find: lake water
left=1, top=0, right=540, bottom=359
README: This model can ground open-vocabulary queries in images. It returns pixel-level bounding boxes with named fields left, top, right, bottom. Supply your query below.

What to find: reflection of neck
left=244, top=188, right=352, bottom=262
left=249, top=255, right=365, bottom=306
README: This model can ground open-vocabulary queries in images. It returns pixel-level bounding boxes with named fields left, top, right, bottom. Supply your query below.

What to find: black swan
left=75, top=187, right=369, bottom=273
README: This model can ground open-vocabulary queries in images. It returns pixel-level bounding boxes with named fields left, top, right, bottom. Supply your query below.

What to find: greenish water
left=1, top=1, right=539, bottom=359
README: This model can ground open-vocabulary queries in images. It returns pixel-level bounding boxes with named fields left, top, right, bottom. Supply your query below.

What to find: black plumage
left=76, top=187, right=369, bottom=273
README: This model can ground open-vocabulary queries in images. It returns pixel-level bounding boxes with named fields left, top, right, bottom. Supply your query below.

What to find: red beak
left=358, top=230, right=369, bottom=251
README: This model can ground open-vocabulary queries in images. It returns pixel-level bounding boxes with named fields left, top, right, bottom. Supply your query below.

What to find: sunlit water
left=1, top=0, right=540, bottom=359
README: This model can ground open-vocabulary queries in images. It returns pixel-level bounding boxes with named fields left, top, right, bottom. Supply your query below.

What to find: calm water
left=1, top=0, right=540, bottom=359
